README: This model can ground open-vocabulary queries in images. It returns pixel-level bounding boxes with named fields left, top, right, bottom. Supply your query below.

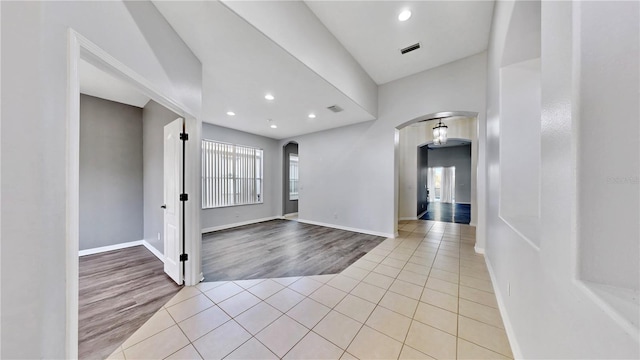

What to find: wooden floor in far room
left=202, top=219, right=386, bottom=281
left=79, top=245, right=182, bottom=360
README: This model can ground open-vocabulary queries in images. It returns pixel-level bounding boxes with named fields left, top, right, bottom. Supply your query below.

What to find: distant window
left=201, top=139, right=263, bottom=208
left=289, top=154, right=299, bottom=200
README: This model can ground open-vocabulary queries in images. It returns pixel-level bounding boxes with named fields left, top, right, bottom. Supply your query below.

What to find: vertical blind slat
left=202, top=139, right=263, bottom=208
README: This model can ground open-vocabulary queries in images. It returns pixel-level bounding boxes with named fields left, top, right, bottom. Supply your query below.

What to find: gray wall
left=142, top=100, right=181, bottom=252
left=79, top=94, right=143, bottom=250
left=417, top=146, right=429, bottom=215
left=202, top=123, right=280, bottom=230
left=424, top=144, right=472, bottom=204
left=283, top=142, right=299, bottom=215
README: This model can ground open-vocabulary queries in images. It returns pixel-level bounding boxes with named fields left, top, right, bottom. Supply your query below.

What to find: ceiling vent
left=327, top=105, right=344, bottom=113
left=400, top=42, right=421, bottom=55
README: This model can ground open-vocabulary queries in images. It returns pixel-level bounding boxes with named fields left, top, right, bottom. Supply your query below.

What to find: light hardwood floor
left=78, top=245, right=182, bottom=359
left=202, top=220, right=386, bottom=281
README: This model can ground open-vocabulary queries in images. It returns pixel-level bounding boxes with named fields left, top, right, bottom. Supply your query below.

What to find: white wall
left=499, top=58, right=541, bottom=245
left=201, top=123, right=280, bottom=232
left=577, top=2, right=639, bottom=291
left=0, top=1, right=201, bottom=357
left=484, top=1, right=639, bottom=358
left=277, top=121, right=391, bottom=236
left=275, top=53, right=487, bottom=238
left=398, top=117, right=478, bottom=222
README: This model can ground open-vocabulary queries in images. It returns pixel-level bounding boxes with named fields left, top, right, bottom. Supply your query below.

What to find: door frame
left=282, top=141, right=299, bottom=216
left=65, top=29, right=202, bottom=359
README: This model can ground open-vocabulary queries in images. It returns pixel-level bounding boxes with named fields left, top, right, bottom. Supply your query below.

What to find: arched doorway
left=394, top=111, right=479, bottom=229
left=282, top=141, right=299, bottom=217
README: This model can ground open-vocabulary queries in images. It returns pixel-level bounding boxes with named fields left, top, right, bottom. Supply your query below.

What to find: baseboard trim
left=474, top=245, right=485, bottom=254
left=142, top=240, right=165, bottom=263
left=484, top=254, right=522, bottom=359
left=201, top=216, right=279, bottom=234
left=297, top=218, right=394, bottom=238
left=78, top=240, right=143, bottom=256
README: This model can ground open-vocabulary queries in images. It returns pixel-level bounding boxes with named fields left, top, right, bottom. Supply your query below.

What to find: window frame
left=201, top=138, right=264, bottom=209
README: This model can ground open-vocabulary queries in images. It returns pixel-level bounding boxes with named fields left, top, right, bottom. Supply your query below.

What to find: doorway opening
left=67, top=30, right=202, bottom=359
left=419, top=139, right=472, bottom=224
left=395, top=111, right=479, bottom=232
left=428, top=166, right=456, bottom=203
left=283, top=142, right=299, bottom=219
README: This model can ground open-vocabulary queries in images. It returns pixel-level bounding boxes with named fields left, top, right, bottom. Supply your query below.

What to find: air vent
left=327, top=105, right=344, bottom=113
left=400, top=42, right=421, bottom=55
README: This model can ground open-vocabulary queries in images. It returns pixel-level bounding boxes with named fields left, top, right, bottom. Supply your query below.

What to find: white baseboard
left=297, top=218, right=394, bottom=238
left=469, top=222, right=477, bottom=227
left=201, top=216, right=279, bottom=234
left=484, top=254, right=522, bottom=359
left=474, top=245, right=485, bottom=254
left=142, top=240, right=165, bottom=263
left=78, top=240, right=143, bottom=256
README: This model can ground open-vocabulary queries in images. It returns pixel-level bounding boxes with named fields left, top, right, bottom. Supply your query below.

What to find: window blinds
left=202, top=140, right=263, bottom=208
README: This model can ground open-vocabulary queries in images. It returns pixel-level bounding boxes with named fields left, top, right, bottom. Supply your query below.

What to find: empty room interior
left=1, top=1, right=639, bottom=360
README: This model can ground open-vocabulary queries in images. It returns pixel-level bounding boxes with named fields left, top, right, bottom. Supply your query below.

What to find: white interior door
left=163, top=118, right=184, bottom=284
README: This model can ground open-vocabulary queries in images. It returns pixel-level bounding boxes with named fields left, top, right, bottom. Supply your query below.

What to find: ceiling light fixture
left=226, top=111, right=235, bottom=116
left=398, top=10, right=412, bottom=22
left=270, top=124, right=277, bottom=129
left=308, top=113, right=316, bottom=119
left=432, top=118, right=448, bottom=145
left=264, top=94, right=275, bottom=100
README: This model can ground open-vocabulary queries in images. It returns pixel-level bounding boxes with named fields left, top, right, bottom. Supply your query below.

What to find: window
left=202, top=139, right=263, bottom=208
left=289, top=154, right=299, bottom=200
left=428, top=166, right=455, bottom=203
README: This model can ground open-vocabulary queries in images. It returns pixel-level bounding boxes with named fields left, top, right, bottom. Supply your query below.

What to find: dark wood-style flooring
left=420, top=202, right=471, bottom=224
left=202, top=219, right=385, bottom=281
left=79, top=246, right=182, bottom=360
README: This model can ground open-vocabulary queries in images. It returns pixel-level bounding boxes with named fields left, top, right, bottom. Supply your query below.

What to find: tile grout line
left=335, top=231, right=419, bottom=359
left=399, top=222, right=449, bottom=360
left=120, top=221, right=508, bottom=360
left=396, top=221, right=435, bottom=359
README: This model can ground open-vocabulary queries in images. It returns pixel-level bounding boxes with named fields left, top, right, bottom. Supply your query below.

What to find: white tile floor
left=108, top=220, right=513, bottom=360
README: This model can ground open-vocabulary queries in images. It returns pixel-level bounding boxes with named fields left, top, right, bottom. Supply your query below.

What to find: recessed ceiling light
left=226, top=111, right=235, bottom=116
left=308, top=113, right=316, bottom=119
left=265, top=94, right=275, bottom=100
left=398, top=10, right=412, bottom=21
left=270, top=124, right=277, bottom=129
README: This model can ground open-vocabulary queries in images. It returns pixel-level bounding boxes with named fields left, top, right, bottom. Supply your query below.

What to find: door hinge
left=180, top=193, right=189, bottom=201
left=179, top=253, right=188, bottom=262
left=180, top=133, right=189, bottom=141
